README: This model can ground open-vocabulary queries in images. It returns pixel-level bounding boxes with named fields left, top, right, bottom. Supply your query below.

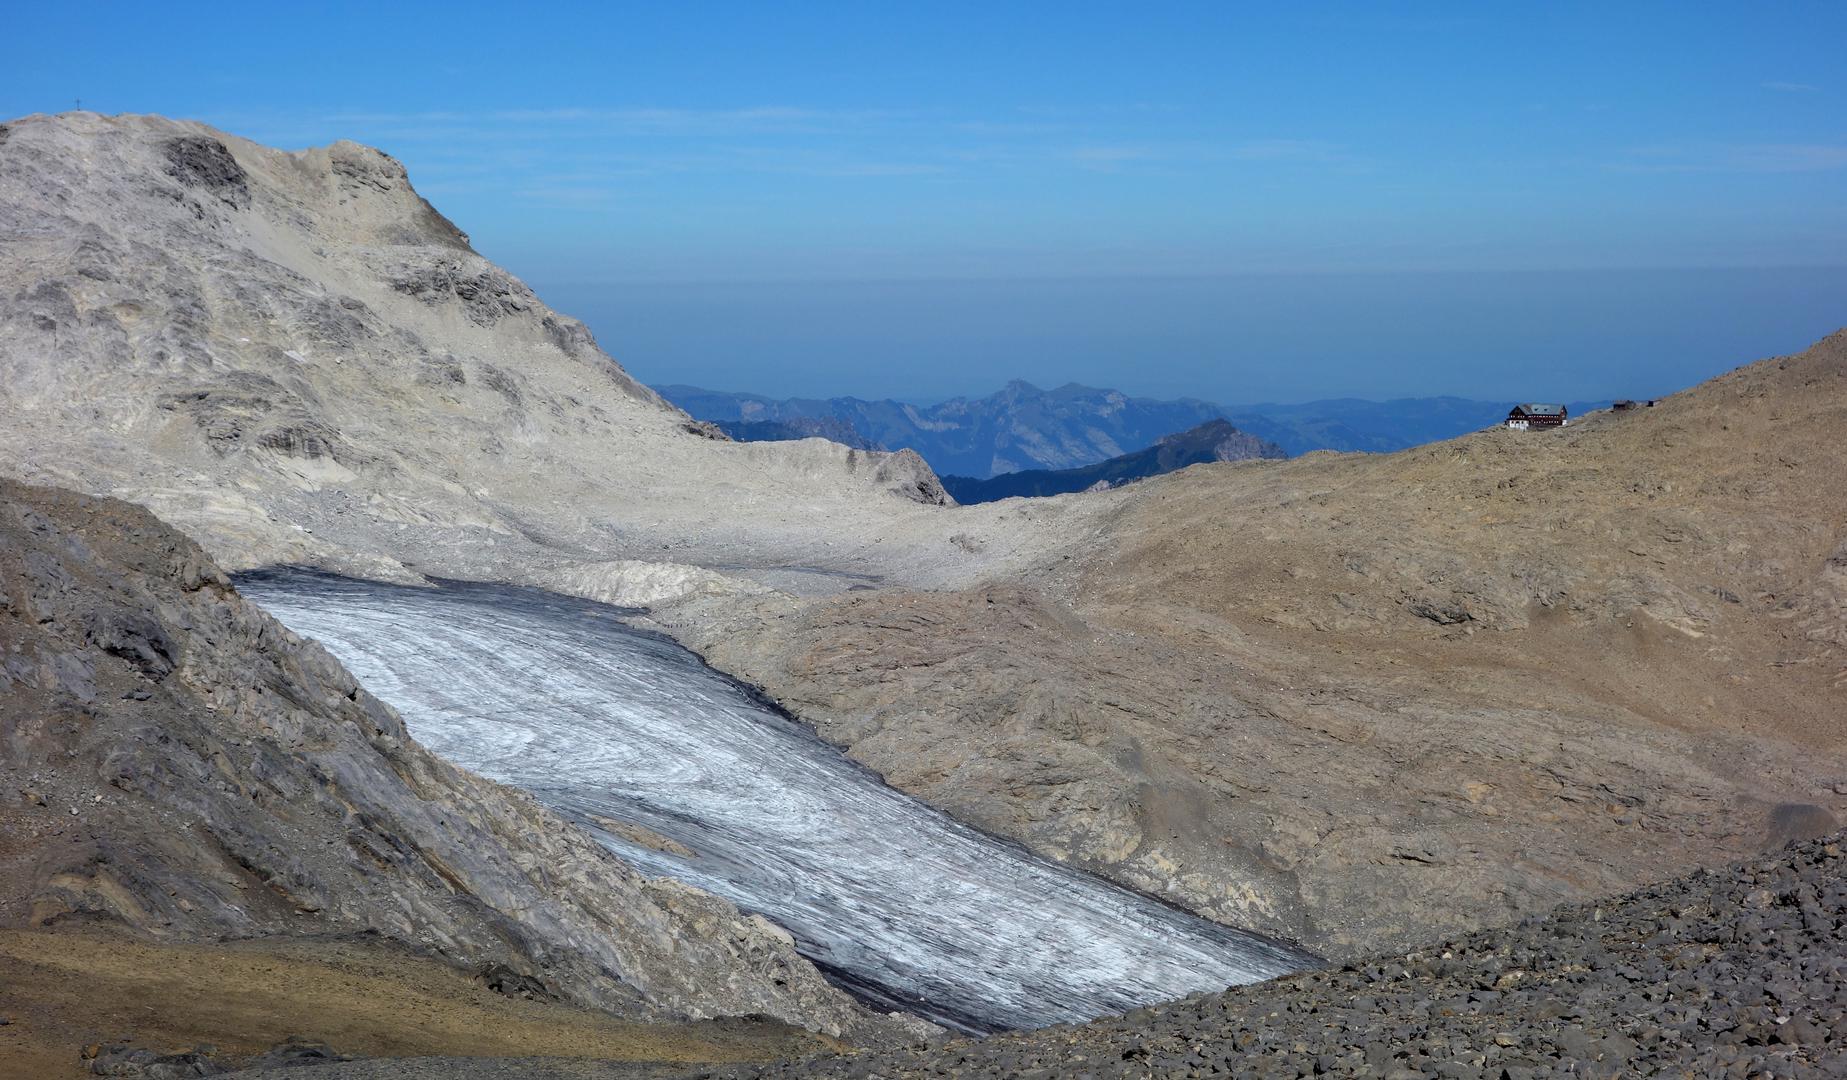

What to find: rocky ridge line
left=0, top=111, right=974, bottom=594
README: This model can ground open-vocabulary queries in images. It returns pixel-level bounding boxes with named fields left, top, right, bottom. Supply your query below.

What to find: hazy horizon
left=536, top=264, right=1847, bottom=406
left=10, top=2, right=1843, bottom=405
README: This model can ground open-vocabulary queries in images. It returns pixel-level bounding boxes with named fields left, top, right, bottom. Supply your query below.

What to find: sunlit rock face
left=239, top=571, right=1315, bottom=1033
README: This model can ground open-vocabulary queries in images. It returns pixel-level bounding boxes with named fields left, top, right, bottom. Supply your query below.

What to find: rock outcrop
left=0, top=478, right=909, bottom=1041
left=0, top=112, right=964, bottom=593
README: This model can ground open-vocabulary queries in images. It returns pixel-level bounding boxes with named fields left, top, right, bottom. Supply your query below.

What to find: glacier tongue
left=239, top=570, right=1314, bottom=1033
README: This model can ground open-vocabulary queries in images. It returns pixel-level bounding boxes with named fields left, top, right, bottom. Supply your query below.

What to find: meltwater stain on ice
left=239, top=570, right=1314, bottom=1032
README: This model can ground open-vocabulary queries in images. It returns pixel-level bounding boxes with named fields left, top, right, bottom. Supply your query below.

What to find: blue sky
left=7, top=2, right=1844, bottom=402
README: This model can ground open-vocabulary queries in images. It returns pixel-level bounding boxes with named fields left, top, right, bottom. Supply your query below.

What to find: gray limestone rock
left=0, top=111, right=970, bottom=593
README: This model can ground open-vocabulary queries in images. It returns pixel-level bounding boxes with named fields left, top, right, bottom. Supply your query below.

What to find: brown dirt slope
left=667, top=331, right=1847, bottom=957
left=0, top=927, right=838, bottom=1080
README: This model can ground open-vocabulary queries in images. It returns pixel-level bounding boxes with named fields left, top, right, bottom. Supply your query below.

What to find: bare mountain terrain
left=0, top=111, right=1071, bottom=602
left=0, top=928, right=840, bottom=1080
left=2, top=109, right=1843, bottom=1059
left=656, top=333, right=1847, bottom=956
left=0, top=477, right=915, bottom=1048
left=211, top=833, right=1847, bottom=1077
left=700, top=832, right=1847, bottom=1079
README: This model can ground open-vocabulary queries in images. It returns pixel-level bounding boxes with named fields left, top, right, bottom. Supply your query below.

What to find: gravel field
left=691, top=833, right=1846, bottom=1079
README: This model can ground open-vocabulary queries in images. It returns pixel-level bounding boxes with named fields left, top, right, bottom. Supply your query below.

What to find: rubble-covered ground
left=691, top=832, right=1846, bottom=1079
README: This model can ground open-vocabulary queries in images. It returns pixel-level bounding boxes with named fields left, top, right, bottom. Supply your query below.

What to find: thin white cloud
left=950, top=119, right=1072, bottom=136
left=1227, top=139, right=1347, bottom=163
left=203, top=103, right=1363, bottom=200
left=509, top=184, right=633, bottom=208
left=1613, top=142, right=1847, bottom=173
left=1065, top=139, right=1359, bottom=173
left=1071, top=144, right=1152, bottom=162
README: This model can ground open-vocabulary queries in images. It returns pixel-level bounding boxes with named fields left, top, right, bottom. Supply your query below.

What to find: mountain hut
left=1505, top=403, right=1567, bottom=430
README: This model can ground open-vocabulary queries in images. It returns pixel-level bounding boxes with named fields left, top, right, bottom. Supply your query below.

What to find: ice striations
left=238, top=571, right=1315, bottom=1034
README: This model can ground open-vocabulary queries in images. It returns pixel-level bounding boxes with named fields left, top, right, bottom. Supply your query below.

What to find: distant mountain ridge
left=658, top=382, right=1608, bottom=477
left=658, top=381, right=1228, bottom=479
left=941, top=419, right=1285, bottom=503
left=716, top=416, right=884, bottom=450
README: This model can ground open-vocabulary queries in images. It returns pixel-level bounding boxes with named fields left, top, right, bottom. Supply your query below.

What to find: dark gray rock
left=687, top=833, right=1847, bottom=1079
left=162, top=136, right=250, bottom=209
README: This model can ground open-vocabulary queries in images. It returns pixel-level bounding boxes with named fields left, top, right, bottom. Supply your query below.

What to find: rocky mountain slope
left=0, top=477, right=910, bottom=1043
left=701, top=832, right=1846, bottom=1079
left=940, top=418, right=1284, bottom=503
left=0, top=111, right=1014, bottom=600
left=3, top=109, right=1841, bottom=1033
left=659, top=384, right=1603, bottom=472
left=655, top=332, right=1847, bottom=958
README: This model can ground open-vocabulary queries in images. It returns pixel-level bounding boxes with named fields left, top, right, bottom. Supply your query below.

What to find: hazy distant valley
left=659, top=381, right=1610, bottom=476
left=2, top=109, right=1843, bottom=1080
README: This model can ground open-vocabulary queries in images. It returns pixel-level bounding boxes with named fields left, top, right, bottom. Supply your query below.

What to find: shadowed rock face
left=0, top=478, right=913, bottom=1042
left=161, top=135, right=250, bottom=209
